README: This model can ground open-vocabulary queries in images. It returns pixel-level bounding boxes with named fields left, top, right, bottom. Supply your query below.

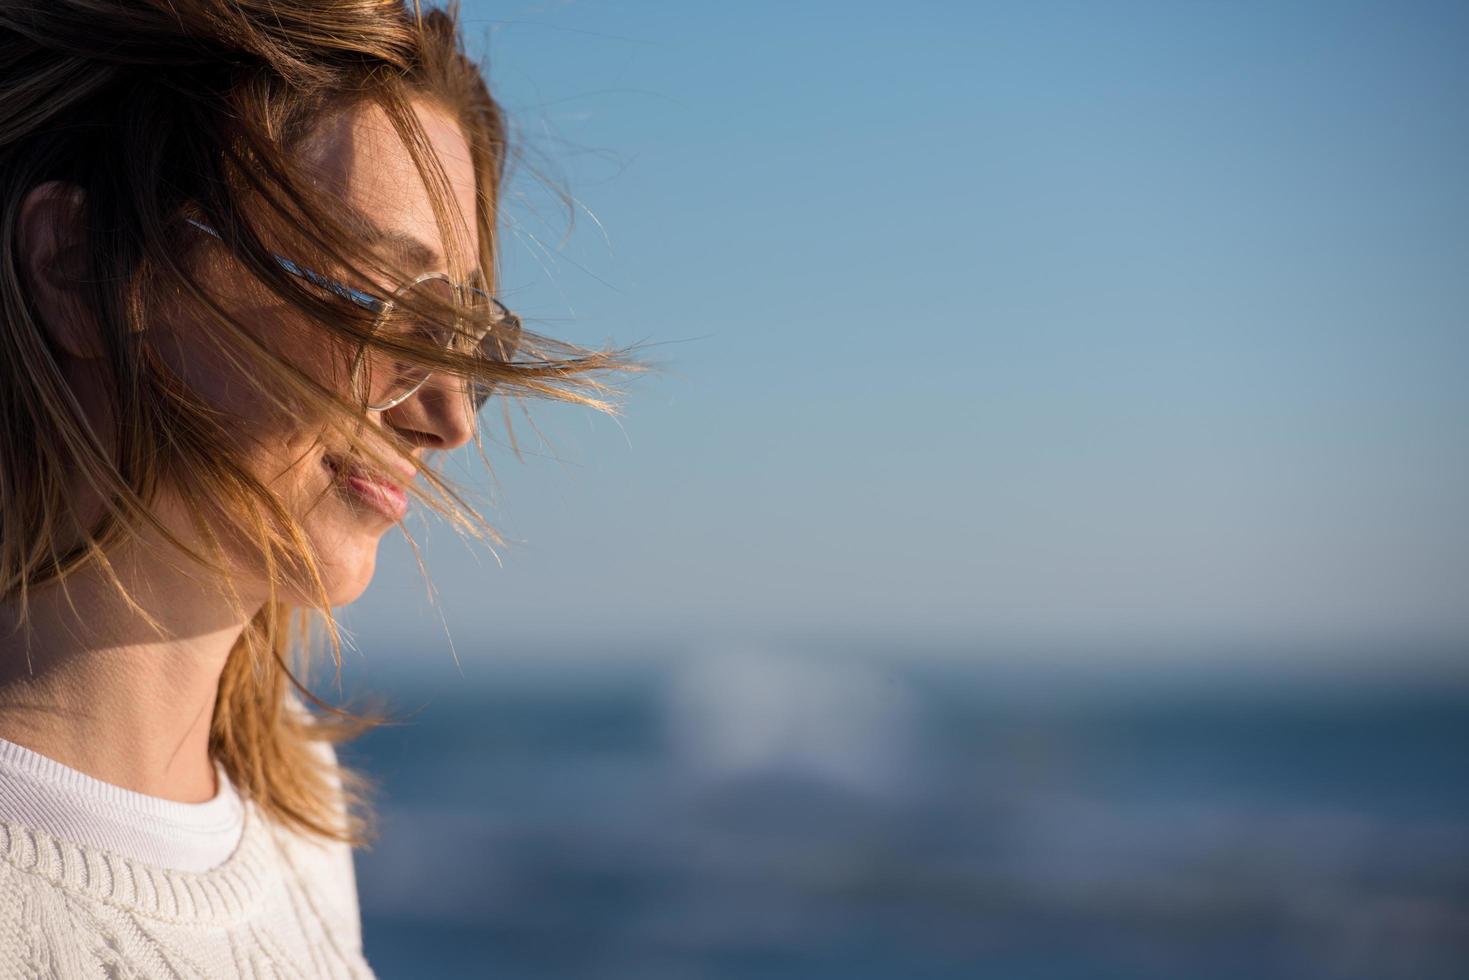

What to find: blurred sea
left=334, top=643, right=1469, bottom=980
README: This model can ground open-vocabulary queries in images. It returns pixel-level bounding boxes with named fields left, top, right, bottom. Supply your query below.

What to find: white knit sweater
left=0, top=725, right=376, bottom=978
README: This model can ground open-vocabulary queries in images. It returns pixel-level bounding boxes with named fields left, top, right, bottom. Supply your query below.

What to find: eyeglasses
left=185, top=218, right=522, bottom=412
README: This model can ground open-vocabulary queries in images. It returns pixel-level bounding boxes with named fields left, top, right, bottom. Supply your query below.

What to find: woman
left=0, top=1, right=630, bottom=974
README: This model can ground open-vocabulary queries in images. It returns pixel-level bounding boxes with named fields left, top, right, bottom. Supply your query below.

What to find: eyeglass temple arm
left=185, top=218, right=384, bottom=312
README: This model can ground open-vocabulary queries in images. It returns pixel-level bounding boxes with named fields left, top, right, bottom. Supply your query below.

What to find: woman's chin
left=270, top=556, right=377, bottom=608
left=319, top=542, right=382, bottom=607
left=325, top=571, right=376, bottom=608
left=284, top=520, right=385, bottom=608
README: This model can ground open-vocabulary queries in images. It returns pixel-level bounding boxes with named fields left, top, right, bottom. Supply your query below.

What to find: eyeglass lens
left=356, top=274, right=521, bottom=412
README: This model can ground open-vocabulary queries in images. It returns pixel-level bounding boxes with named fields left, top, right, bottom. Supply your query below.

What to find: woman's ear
left=18, top=180, right=107, bottom=359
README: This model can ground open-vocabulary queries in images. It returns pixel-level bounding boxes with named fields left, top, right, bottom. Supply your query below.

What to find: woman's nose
left=380, top=370, right=476, bottom=451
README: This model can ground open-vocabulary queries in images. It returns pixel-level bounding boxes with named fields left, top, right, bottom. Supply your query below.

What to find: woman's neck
left=0, top=535, right=258, bottom=804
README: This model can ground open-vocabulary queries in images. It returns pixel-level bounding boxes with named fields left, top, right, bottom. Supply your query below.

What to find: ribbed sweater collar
left=0, top=797, right=274, bottom=924
left=0, top=735, right=272, bottom=923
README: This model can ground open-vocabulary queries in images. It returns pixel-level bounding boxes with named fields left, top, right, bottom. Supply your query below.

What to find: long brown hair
left=0, top=1, right=635, bottom=846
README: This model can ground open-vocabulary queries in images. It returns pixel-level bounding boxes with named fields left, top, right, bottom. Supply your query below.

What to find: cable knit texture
left=0, top=737, right=376, bottom=978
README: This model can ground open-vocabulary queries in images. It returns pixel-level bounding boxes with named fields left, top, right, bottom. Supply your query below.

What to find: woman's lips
left=323, top=454, right=409, bottom=521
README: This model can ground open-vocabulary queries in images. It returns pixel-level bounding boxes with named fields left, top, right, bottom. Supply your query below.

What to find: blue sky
left=342, top=1, right=1469, bottom=661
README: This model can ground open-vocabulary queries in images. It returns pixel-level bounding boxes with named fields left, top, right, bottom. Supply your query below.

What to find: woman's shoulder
left=272, top=690, right=367, bottom=951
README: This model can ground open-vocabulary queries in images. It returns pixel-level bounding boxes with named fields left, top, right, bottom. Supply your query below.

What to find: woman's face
left=148, top=98, right=483, bottom=608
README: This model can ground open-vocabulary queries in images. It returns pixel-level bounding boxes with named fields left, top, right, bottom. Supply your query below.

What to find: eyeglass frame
left=184, top=218, right=521, bottom=412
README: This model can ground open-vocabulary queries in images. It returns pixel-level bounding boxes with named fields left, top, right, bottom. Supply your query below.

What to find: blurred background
left=327, top=1, right=1469, bottom=977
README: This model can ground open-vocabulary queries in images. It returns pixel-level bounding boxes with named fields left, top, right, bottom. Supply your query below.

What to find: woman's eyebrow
left=329, top=205, right=440, bottom=271
left=335, top=207, right=482, bottom=281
